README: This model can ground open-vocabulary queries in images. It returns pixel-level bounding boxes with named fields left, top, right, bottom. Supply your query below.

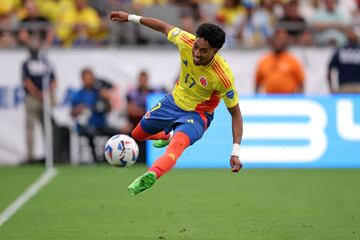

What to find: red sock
left=148, top=131, right=190, bottom=179
left=131, top=124, right=170, bottom=141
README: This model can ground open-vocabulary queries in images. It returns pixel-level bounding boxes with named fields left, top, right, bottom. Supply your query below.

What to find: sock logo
left=168, top=153, right=176, bottom=161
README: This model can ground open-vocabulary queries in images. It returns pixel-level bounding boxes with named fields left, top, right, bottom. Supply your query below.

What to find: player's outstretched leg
left=127, top=132, right=190, bottom=195
left=149, top=132, right=190, bottom=177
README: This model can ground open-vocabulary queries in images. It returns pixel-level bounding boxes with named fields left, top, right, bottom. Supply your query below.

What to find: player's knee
left=131, top=128, right=143, bottom=142
left=171, top=131, right=191, bottom=149
left=169, top=137, right=188, bottom=151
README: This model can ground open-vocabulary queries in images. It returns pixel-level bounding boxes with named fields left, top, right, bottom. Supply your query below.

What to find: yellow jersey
left=167, top=27, right=238, bottom=114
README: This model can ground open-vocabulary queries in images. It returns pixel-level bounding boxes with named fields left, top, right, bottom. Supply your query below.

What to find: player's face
left=192, top=38, right=217, bottom=66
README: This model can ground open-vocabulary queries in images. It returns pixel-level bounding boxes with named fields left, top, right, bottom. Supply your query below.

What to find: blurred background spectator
left=174, top=0, right=204, bottom=34
left=126, top=70, right=154, bottom=162
left=214, top=0, right=244, bottom=47
left=311, top=0, right=351, bottom=46
left=70, top=68, right=127, bottom=163
left=277, top=0, right=312, bottom=45
left=18, top=0, right=54, bottom=47
left=126, top=70, right=154, bottom=129
left=351, top=0, right=360, bottom=38
left=234, top=1, right=274, bottom=48
left=215, top=0, right=244, bottom=27
left=328, top=29, right=360, bottom=93
left=22, top=45, right=57, bottom=164
left=0, top=0, right=18, bottom=48
left=255, top=28, right=305, bottom=94
left=55, top=0, right=107, bottom=47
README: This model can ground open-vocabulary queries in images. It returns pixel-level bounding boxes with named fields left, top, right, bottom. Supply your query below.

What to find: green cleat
left=152, top=139, right=171, bottom=148
left=128, top=172, right=157, bottom=195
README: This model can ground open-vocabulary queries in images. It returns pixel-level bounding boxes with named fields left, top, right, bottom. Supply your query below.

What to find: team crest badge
left=144, top=111, right=150, bottom=119
left=226, top=90, right=234, bottom=99
left=199, top=76, right=207, bottom=87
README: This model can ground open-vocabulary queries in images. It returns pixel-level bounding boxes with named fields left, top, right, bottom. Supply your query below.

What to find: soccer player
left=110, top=11, right=244, bottom=195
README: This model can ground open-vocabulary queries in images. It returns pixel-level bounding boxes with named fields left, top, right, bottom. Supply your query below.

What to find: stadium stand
left=0, top=0, right=359, bottom=48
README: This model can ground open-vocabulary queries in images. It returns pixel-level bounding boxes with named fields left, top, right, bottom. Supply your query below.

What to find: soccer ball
left=104, top=134, right=139, bottom=167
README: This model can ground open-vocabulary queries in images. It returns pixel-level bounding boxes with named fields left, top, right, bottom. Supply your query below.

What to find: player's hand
left=110, top=11, right=129, bottom=23
left=230, top=156, right=242, bottom=173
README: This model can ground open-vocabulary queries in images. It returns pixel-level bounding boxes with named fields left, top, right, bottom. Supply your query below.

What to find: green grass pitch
left=0, top=165, right=359, bottom=240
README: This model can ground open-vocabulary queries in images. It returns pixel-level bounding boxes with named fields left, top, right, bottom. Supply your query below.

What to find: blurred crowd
left=1, top=0, right=360, bottom=48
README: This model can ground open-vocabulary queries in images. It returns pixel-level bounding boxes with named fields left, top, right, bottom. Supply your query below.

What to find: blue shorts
left=140, top=94, right=214, bottom=145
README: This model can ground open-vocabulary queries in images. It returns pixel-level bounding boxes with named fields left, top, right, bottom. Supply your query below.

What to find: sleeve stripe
left=213, top=63, right=229, bottom=88
left=215, top=62, right=232, bottom=88
left=179, top=35, right=194, bottom=47
left=179, top=36, right=193, bottom=47
left=212, top=61, right=231, bottom=88
left=181, top=34, right=195, bottom=43
left=214, top=61, right=231, bottom=86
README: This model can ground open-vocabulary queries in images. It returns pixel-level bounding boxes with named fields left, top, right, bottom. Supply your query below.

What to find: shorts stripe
left=197, top=111, right=208, bottom=130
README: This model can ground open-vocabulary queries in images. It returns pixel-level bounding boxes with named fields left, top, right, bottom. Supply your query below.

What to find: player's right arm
left=110, top=11, right=174, bottom=36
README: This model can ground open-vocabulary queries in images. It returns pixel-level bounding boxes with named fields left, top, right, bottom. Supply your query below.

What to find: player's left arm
left=110, top=10, right=174, bottom=36
left=218, top=63, right=243, bottom=172
left=227, top=103, right=243, bottom=173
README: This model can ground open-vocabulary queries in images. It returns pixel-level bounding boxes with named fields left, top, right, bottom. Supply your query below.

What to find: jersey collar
left=204, top=54, right=217, bottom=68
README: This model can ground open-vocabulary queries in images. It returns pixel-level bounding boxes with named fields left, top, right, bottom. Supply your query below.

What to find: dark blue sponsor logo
left=0, top=85, right=24, bottom=108
left=226, top=90, right=234, bottom=99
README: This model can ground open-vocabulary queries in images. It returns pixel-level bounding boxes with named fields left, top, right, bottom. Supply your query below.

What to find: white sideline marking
left=0, top=168, right=58, bottom=226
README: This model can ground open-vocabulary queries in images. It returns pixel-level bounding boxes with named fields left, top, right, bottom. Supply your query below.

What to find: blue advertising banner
left=147, top=94, right=360, bottom=168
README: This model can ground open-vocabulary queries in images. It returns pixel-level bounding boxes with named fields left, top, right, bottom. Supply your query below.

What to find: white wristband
left=128, top=14, right=142, bottom=24
left=231, top=143, right=240, bottom=157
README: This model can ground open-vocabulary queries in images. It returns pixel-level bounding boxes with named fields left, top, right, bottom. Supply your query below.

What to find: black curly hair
left=195, top=23, right=226, bottom=50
